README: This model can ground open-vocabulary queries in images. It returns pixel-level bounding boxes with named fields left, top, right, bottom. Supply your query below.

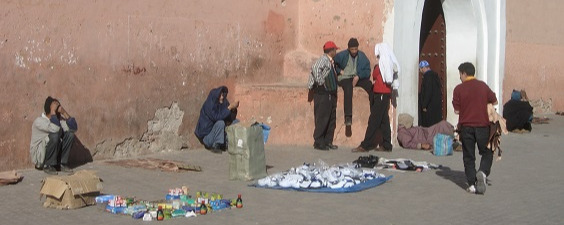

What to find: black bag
left=353, top=155, right=380, bottom=168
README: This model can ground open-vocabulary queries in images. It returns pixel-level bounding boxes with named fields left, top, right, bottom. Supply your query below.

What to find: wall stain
left=122, top=63, right=147, bottom=75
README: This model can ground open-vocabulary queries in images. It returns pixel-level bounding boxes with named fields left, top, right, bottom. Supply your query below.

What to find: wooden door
left=419, top=0, right=447, bottom=120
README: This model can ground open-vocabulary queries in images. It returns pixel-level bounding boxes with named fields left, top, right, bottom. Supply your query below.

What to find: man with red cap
left=307, top=41, right=339, bottom=150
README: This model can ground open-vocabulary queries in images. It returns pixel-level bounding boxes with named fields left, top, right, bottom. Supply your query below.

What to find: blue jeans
left=44, top=131, right=75, bottom=167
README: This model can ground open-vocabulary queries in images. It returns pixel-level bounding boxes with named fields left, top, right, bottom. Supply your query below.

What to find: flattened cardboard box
left=40, top=170, right=103, bottom=209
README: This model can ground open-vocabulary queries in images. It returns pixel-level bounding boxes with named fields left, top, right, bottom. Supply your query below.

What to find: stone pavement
left=1, top=115, right=563, bottom=225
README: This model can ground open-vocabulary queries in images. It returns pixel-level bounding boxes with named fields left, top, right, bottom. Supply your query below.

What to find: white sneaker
left=299, top=180, right=312, bottom=189
left=142, top=212, right=153, bottom=221
left=258, top=177, right=278, bottom=187
left=278, top=174, right=302, bottom=188
left=185, top=211, right=197, bottom=218
left=476, top=171, right=487, bottom=194
left=466, top=185, right=476, bottom=194
left=329, top=180, right=347, bottom=189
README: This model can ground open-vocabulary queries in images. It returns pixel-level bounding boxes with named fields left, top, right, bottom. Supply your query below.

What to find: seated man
left=30, top=96, right=78, bottom=175
left=503, top=90, right=533, bottom=132
left=397, top=113, right=454, bottom=150
left=194, top=86, right=239, bottom=153
left=334, top=38, right=372, bottom=137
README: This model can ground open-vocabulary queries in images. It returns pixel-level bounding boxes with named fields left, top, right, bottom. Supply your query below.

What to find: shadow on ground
left=67, top=136, right=93, bottom=168
left=435, top=166, right=468, bottom=190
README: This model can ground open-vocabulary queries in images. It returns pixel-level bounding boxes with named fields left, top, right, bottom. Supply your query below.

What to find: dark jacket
left=194, top=86, right=232, bottom=140
left=334, top=50, right=371, bottom=80
left=503, top=100, right=533, bottom=131
left=419, top=70, right=442, bottom=127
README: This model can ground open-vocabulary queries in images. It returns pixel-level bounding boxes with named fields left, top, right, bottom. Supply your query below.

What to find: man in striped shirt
left=307, top=41, right=339, bottom=151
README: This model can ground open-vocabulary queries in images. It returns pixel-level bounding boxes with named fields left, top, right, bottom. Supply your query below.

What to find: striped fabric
left=308, top=54, right=338, bottom=92
left=324, top=65, right=338, bottom=92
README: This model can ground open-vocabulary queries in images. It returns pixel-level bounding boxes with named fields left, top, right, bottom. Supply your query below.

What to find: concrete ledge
left=234, top=83, right=374, bottom=148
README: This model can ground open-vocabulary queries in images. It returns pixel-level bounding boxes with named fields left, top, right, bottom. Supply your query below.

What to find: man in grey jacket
left=30, top=96, right=77, bottom=175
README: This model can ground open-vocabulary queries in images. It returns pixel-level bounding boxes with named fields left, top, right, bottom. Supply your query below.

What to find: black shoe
left=313, top=144, right=329, bottom=151
left=35, top=164, right=44, bottom=171
left=375, top=146, right=393, bottom=152
left=327, top=144, right=339, bottom=150
left=60, top=165, right=74, bottom=175
left=208, top=148, right=223, bottom=154
left=205, top=144, right=224, bottom=154
left=43, top=166, right=58, bottom=175
left=383, top=144, right=393, bottom=152
left=345, top=125, right=352, bottom=137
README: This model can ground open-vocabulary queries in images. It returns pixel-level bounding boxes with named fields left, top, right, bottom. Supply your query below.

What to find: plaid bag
left=433, top=133, right=453, bottom=156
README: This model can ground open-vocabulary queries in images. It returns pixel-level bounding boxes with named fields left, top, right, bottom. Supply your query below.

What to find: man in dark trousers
left=419, top=60, right=443, bottom=127
left=334, top=38, right=372, bottom=137
left=307, top=41, right=339, bottom=151
left=452, top=62, right=498, bottom=194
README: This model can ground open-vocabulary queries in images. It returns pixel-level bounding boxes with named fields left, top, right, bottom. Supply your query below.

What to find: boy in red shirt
left=452, top=62, right=497, bottom=194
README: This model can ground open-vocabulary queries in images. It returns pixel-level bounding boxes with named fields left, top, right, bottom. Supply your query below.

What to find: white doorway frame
left=388, top=0, right=506, bottom=126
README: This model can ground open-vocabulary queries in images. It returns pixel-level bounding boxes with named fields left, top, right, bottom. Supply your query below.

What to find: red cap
left=323, top=41, right=339, bottom=50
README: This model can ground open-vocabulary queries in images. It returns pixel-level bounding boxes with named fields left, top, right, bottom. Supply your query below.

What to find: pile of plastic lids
left=95, top=186, right=242, bottom=221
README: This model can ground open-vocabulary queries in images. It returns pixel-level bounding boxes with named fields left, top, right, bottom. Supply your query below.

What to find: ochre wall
left=0, top=0, right=298, bottom=170
left=504, top=1, right=564, bottom=112
left=238, top=0, right=390, bottom=148
left=299, top=0, right=388, bottom=64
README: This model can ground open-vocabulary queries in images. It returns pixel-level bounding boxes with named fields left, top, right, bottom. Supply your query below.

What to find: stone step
left=233, top=82, right=382, bottom=148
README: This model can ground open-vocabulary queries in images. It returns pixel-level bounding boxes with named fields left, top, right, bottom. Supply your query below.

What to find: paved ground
left=1, top=115, right=563, bottom=225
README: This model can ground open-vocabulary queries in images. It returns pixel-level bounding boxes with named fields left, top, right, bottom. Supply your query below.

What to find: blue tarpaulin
left=251, top=175, right=392, bottom=193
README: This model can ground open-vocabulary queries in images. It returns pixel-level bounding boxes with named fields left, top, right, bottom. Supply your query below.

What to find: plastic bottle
left=156, top=206, right=164, bottom=221
left=196, top=191, right=201, bottom=204
left=236, top=194, right=243, bottom=208
left=200, top=201, right=208, bottom=215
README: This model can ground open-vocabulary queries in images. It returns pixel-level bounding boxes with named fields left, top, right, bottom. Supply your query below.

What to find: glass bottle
left=236, top=194, right=243, bottom=208
left=156, top=206, right=164, bottom=221
left=200, top=201, right=208, bottom=215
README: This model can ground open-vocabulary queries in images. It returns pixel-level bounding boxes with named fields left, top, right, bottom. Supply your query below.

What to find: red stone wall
left=504, top=0, right=564, bottom=112
left=299, top=0, right=387, bottom=65
left=0, top=0, right=298, bottom=170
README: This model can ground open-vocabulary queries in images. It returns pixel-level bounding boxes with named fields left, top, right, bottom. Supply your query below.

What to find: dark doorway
left=419, top=0, right=447, bottom=122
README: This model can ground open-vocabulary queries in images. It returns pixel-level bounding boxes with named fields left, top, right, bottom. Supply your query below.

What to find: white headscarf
left=374, top=43, right=400, bottom=90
